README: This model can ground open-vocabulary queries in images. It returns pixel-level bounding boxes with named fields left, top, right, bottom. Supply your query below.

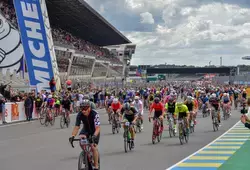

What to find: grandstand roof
left=46, top=0, right=131, bottom=46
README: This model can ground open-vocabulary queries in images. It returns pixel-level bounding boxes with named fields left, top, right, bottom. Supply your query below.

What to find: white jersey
left=133, top=100, right=143, bottom=115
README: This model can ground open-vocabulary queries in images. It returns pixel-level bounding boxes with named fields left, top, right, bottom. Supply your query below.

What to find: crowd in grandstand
left=0, top=0, right=123, bottom=65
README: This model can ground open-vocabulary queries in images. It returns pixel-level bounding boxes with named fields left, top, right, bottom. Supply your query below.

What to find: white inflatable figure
left=0, top=13, right=24, bottom=74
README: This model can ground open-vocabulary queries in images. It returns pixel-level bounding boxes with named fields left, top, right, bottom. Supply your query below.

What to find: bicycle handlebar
left=69, top=137, right=93, bottom=148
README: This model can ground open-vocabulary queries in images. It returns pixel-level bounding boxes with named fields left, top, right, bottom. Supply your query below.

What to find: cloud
left=140, top=12, right=155, bottom=24
left=85, top=0, right=250, bottom=66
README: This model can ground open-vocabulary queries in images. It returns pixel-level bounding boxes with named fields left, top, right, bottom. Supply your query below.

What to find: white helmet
left=135, top=96, right=140, bottom=100
left=223, top=93, right=227, bottom=97
left=48, top=95, right=52, bottom=98
left=211, top=93, right=216, bottom=98
left=113, top=98, right=118, bottom=103
left=187, top=96, right=192, bottom=101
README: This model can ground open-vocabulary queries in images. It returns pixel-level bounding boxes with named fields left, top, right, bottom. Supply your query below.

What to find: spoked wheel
left=50, top=112, right=55, bottom=126
left=152, top=126, right=156, bottom=144
left=157, top=131, right=162, bottom=142
left=45, top=116, right=49, bottom=127
left=179, top=126, right=184, bottom=145
left=78, top=152, right=89, bottom=170
left=184, top=128, right=189, bottom=143
left=213, top=118, right=219, bottom=131
left=169, top=125, right=173, bottom=138
left=39, top=111, right=46, bottom=125
left=60, top=115, right=66, bottom=129
left=66, top=116, right=70, bottom=128
left=124, top=131, right=128, bottom=153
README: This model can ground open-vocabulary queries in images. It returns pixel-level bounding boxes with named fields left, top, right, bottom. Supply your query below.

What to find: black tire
left=60, top=115, right=65, bottom=129
left=39, top=111, right=46, bottom=125
left=78, top=151, right=86, bottom=170
left=179, top=125, right=184, bottom=145
left=184, top=128, right=189, bottom=143
left=169, top=126, right=173, bottom=138
left=45, top=116, right=49, bottom=127
left=157, top=131, right=162, bottom=142
left=124, top=131, right=128, bottom=153
left=50, top=112, right=55, bottom=126
left=66, top=116, right=70, bottom=128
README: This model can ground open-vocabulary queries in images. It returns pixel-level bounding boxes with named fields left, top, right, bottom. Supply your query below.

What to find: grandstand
left=0, top=0, right=135, bottom=89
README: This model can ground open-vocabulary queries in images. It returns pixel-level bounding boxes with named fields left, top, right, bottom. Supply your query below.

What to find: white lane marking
left=165, top=121, right=242, bottom=170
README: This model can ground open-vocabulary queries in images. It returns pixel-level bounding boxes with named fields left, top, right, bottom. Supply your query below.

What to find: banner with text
left=14, top=0, right=54, bottom=92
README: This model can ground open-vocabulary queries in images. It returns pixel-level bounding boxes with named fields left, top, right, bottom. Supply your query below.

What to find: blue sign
left=14, top=0, right=54, bottom=91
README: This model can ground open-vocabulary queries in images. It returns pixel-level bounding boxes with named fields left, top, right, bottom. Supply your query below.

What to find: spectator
left=49, top=77, right=56, bottom=93
left=24, top=94, right=32, bottom=121
left=0, top=94, right=7, bottom=124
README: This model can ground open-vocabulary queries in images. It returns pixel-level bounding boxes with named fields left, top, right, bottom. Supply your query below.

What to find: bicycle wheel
left=124, top=130, right=128, bottom=153
left=50, top=112, right=55, bottom=126
left=39, top=111, right=46, bottom=125
left=184, top=127, right=189, bottom=143
left=66, top=115, right=70, bottom=128
left=152, top=126, right=156, bottom=144
left=78, top=151, right=85, bottom=170
left=45, top=115, right=49, bottom=127
left=179, top=124, right=184, bottom=145
left=60, top=114, right=65, bottom=129
left=169, top=122, right=173, bottom=138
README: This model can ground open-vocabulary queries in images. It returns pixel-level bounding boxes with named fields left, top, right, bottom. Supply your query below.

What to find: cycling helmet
left=187, top=96, right=192, bottom=102
left=48, top=95, right=52, bottom=99
left=223, top=93, right=227, bottom=97
left=128, top=98, right=133, bottom=103
left=113, top=98, right=118, bottom=104
left=211, top=93, right=216, bottom=98
left=154, top=97, right=160, bottom=103
left=83, top=95, right=89, bottom=100
left=123, top=102, right=130, bottom=110
left=169, top=97, right=174, bottom=103
left=80, top=99, right=91, bottom=108
left=135, top=96, right=140, bottom=100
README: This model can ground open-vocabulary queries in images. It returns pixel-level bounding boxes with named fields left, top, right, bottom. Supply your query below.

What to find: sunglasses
left=82, top=106, right=90, bottom=111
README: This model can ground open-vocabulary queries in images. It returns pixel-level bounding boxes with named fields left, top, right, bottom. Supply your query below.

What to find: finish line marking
left=165, top=120, right=246, bottom=170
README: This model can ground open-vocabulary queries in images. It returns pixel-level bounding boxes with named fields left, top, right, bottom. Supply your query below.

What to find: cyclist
left=120, top=102, right=138, bottom=148
left=61, top=95, right=72, bottom=118
left=54, top=96, right=61, bottom=117
left=184, top=96, right=195, bottom=125
left=165, top=97, right=177, bottom=133
left=221, top=93, right=231, bottom=114
left=149, top=97, right=164, bottom=131
left=111, top=98, right=122, bottom=125
left=69, top=100, right=100, bottom=170
left=46, top=94, right=55, bottom=115
left=174, top=102, right=190, bottom=133
left=209, top=93, right=221, bottom=125
left=133, top=96, right=144, bottom=129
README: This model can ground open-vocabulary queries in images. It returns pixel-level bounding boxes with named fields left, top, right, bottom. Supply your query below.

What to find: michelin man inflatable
left=0, top=13, right=24, bottom=74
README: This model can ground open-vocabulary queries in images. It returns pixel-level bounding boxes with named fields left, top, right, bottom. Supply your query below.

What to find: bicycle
left=189, top=111, right=195, bottom=133
left=222, top=103, right=230, bottom=120
left=44, top=108, right=55, bottom=126
left=121, top=121, right=135, bottom=153
left=135, top=116, right=143, bottom=133
left=211, top=108, right=219, bottom=131
left=178, top=117, right=189, bottom=145
left=167, top=113, right=176, bottom=138
left=70, top=137, right=100, bottom=170
left=111, top=112, right=120, bottom=134
left=60, top=108, right=70, bottom=129
left=149, top=117, right=163, bottom=144
left=39, top=106, right=46, bottom=125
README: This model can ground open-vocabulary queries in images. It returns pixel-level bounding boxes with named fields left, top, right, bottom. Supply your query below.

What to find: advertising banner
left=14, top=0, right=54, bottom=92
left=11, top=103, right=19, bottom=121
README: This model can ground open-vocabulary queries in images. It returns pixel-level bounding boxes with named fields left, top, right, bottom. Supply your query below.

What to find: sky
left=85, top=0, right=250, bottom=66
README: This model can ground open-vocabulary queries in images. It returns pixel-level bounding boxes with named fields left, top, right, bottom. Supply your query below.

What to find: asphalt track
left=0, top=108, right=241, bottom=170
